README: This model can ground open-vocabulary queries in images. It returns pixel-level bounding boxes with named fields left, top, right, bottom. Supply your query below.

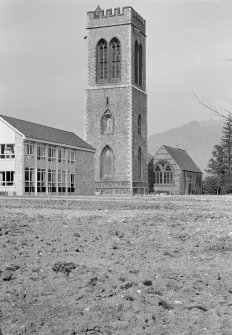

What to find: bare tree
left=195, top=94, right=232, bottom=120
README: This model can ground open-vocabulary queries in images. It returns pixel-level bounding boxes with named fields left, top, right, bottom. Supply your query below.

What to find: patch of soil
left=1, top=195, right=232, bottom=334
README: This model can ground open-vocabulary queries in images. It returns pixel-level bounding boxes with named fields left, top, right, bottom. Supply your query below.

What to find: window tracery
left=97, top=39, right=108, bottom=81
left=154, top=161, right=173, bottom=184
left=96, top=38, right=121, bottom=83
left=110, top=38, right=121, bottom=80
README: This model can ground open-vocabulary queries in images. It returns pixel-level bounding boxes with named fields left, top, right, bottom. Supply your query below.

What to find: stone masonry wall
left=86, top=87, right=131, bottom=184
left=132, top=87, right=147, bottom=185
left=75, top=150, right=95, bottom=195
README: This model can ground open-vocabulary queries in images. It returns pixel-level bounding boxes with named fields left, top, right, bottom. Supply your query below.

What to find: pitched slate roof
left=0, top=114, right=95, bottom=152
left=163, top=145, right=202, bottom=173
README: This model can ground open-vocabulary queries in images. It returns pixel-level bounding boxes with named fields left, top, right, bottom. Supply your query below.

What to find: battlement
left=87, top=6, right=146, bottom=28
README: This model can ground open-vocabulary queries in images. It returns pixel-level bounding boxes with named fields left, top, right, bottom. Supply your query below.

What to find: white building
left=0, top=115, right=95, bottom=196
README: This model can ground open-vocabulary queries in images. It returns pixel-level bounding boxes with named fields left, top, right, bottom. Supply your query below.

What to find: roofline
left=0, top=114, right=79, bottom=135
left=24, top=137, right=96, bottom=153
left=156, top=145, right=202, bottom=174
left=0, top=116, right=25, bottom=139
left=0, top=115, right=95, bottom=153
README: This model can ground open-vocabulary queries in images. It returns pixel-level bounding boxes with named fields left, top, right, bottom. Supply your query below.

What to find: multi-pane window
left=154, top=161, right=173, bottom=184
left=58, top=147, right=66, bottom=163
left=48, top=169, right=56, bottom=192
left=0, top=144, right=15, bottom=159
left=68, top=172, right=75, bottom=192
left=96, top=38, right=121, bottom=83
left=58, top=170, right=66, bottom=192
left=110, top=38, right=121, bottom=79
left=37, top=169, right=46, bottom=192
left=0, top=171, right=14, bottom=186
left=164, top=165, right=172, bottom=184
left=37, top=144, right=46, bottom=160
left=25, top=142, right=34, bottom=156
left=97, top=39, right=108, bottom=81
left=154, top=165, right=162, bottom=184
left=25, top=167, right=35, bottom=192
left=100, top=146, right=114, bottom=180
left=48, top=146, right=56, bottom=162
left=67, top=150, right=75, bottom=164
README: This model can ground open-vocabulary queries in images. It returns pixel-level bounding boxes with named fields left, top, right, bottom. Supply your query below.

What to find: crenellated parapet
left=87, top=6, right=146, bottom=35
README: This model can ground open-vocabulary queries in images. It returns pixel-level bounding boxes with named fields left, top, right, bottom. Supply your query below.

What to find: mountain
left=148, top=120, right=224, bottom=176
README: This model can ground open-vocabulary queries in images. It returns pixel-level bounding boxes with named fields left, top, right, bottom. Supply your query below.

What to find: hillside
left=148, top=120, right=224, bottom=176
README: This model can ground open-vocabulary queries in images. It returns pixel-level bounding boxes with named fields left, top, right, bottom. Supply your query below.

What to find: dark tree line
left=203, top=113, right=232, bottom=194
left=195, top=94, right=232, bottom=194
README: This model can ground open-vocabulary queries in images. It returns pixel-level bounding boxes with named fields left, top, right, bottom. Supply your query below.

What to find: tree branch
left=194, top=94, right=231, bottom=120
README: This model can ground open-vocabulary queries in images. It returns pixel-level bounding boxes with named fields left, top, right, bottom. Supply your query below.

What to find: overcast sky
left=0, top=0, right=232, bottom=137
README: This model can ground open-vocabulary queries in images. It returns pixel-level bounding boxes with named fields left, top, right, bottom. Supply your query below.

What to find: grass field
left=1, top=195, right=232, bottom=335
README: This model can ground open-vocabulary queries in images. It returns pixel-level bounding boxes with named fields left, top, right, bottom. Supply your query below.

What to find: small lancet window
left=138, top=114, right=142, bottom=135
left=138, top=147, right=142, bottom=180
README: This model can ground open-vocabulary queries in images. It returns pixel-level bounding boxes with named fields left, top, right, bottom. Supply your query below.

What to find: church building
left=85, top=6, right=148, bottom=194
left=152, top=145, right=202, bottom=195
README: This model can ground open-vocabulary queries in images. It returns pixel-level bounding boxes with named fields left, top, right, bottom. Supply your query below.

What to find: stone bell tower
left=85, top=6, right=147, bottom=194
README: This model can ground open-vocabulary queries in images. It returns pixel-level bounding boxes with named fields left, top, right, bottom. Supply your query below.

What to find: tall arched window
left=139, top=44, right=143, bottom=86
left=97, top=39, right=108, bottom=81
left=100, top=146, right=114, bottom=179
left=138, top=114, right=142, bottom=135
left=134, top=41, right=143, bottom=87
left=154, top=165, right=162, bottom=184
left=134, top=41, right=138, bottom=84
left=154, top=161, right=173, bottom=184
left=138, top=147, right=142, bottom=180
left=110, top=38, right=121, bottom=80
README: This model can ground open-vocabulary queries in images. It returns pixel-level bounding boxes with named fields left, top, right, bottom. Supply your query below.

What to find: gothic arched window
left=138, top=147, right=142, bottom=180
left=97, top=39, right=108, bottom=81
left=139, top=44, right=143, bottom=86
left=110, top=38, right=121, bottom=80
left=134, top=41, right=138, bottom=84
left=138, top=114, right=142, bottom=135
left=100, top=146, right=114, bottom=180
left=154, top=161, right=173, bottom=184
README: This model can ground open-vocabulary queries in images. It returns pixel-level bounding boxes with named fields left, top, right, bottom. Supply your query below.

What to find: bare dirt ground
left=1, top=195, right=232, bottom=335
